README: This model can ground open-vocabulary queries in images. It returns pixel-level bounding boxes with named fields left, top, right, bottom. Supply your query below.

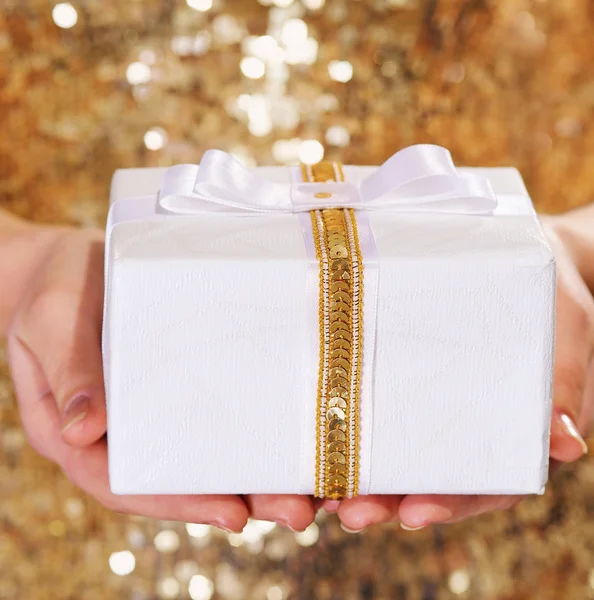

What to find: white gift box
left=103, top=147, right=555, bottom=496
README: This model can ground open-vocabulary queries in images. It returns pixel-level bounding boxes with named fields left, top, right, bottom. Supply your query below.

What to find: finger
left=337, top=495, right=402, bottom=531
left=64, top=440, right=249, bottom=531
left=243, top=495, right=316, bottom=531
left=398, top=494, right=521, bottom=530
left=11, top=357, right=250, bottom=531
left=549, top=258, right=593, bottom=461
left=9, top=231, right=107, bottom=447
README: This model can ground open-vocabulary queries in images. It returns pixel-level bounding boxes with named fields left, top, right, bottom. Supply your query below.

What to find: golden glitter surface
left=1, top=0, right=594, bottom=599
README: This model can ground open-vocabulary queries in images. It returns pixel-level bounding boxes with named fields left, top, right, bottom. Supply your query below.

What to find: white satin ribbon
left=158, top=144, right=498, bottom=216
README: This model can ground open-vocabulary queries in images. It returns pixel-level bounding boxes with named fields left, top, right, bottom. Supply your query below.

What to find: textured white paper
left=104, top=166, right=555, bottom=495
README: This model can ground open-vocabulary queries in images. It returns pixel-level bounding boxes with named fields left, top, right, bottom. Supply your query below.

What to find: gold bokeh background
left=1, top=1, right=593, bottom=599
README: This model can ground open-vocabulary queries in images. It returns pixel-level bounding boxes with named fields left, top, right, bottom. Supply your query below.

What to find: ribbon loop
left=158, top=144, right=498, bottom=216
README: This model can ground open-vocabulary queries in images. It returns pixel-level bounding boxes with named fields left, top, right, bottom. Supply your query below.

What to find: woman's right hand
left=6, top=224, right=317, bottom=532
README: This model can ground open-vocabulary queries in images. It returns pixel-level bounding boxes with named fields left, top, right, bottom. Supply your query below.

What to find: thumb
left=8, top=230, right=107, bottom=448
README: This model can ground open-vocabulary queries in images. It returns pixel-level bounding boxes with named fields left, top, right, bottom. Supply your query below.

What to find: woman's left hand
left=331, top=216, right=594, bottom=532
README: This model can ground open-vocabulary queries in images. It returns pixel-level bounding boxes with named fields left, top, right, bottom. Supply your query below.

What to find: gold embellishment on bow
left=305, top=161, right=363, bottom=499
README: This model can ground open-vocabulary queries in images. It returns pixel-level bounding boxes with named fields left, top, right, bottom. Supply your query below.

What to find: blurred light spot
left=126, top=61, right=151, bottom=85
left=109, top=551, right=136, bottom=576
left=281, top=19, right=308, bottom=46
left=194, top=31, right=212, bottom=55
left=215, top=565, right=243, bottom=598
left=144, top=127, right=168, bottom=151
left=244, top=35, right=281, bottom=61
left=127, top=526, right=146, bottom=548
left=273, top=0, right=294, bottom=6
left=187, top=0, right=213, bottom=11
left=381, top=61, right=399, bottom=77
left=265, top=537, right=290, bottom=560
left=326, top=125, right=350, bottom=147
left=227, top=533, right=244, bottom=547
left=213, top=15, right=243, bottom=44
left=588, top=568, right=594, bottom=589
left=303, top=0, right=325, bottom=8
left=64, top=497, right=85, bottom=519
left=241, top=56, right=266, bottom=79
left=267, top=586, right=284, bottom=600
left=285, top=38, right=318, bottom=65
left=515, top=10, right=536, bottom=30
left=185, top=523, right=211, bottom=538
left=316, top=94, right=340, bottom=111
left=555, top=116, right=582, bottom=138
left=48, top=520, right=66, bottom=537
left=52, top=3, right=78, bottom=29
left=139, top=49, right=157, bottom=65
left=175, top=560, right=199, bottom=582
left=328, top=60, right=353, bottom=82
left=273, top=138, right=302, bottom=163
left=154, top=530, right=181, bottom=553
left=158, top=577, right=181, bottom=599
left=189, top=575, right=214, bottom=600
left=448, top=569, right=470, bottom=595
left=443, top=62, right=466, bottom=84
left=294, top=522, right=320, bottom=546
left=248, top=118, right=273, bottom=137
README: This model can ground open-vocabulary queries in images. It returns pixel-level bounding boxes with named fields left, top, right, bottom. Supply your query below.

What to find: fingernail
left=340, top=523, right=365, bottom=534
left=277, top=519, right=302, bottom=532
left=323, top=501, right=341, bottom=514
left=558, top=413, right=588, bottom=455
left=211, top=521, right=239, bottom=533
left=401, top=505, right=453, bottom=530
left=61, top=395, right=90, bottom=433
left=400, top=523, right=425, bottom=531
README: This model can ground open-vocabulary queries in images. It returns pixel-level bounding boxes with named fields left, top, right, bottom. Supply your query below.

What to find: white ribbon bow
left=158, top=144, right=497, bottom=216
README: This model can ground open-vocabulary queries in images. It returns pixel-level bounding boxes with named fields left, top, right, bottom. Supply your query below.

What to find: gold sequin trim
left=304, top=161, right=363, bottom=499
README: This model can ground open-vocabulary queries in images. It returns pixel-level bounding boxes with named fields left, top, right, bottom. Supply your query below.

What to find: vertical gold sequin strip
left=304, top=161, right=363, bottom=499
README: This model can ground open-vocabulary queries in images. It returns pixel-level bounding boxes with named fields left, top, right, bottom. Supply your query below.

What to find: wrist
left=0, top=217, right=72, bottom=336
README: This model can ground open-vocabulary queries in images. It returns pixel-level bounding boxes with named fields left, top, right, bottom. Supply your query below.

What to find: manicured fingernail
left=61, top=395, right=90, bottom=433
left=400, top=523, right=425, bottom=531
left=557, top=413, right=588, bottom=455
left=340, top=523, right=364, bottom=534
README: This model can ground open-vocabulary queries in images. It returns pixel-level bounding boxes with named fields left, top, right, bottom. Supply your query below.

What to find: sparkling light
left=326, top=125, right=350, bottom=147
left=273, top=139, right=302, bottom=163
left=185, top=523, right=211, bottom=538
left=213, top=15, right=243, bottom=44
left=52, top=3, right=78, bottom=29
left=109, top=551, right=136, bottom=576
left=448, top=570, right=471, bottom=595
left=175, top=560, right=199, bottom=582
left=328, top=60, right=353, bottom=82
left=248, top=118, right=273, bottom=137
left=285, top=38, right=318, bottom=65
left=294, top=522, right=320, bottom=546
left=244, top=35, right=282, bottom=62
left=298, top=140, right=324, bottom=165
left=189, top=575, right=214, bottom=600
left=126, top=61, right=151, bottom=85
left=281, top=19, right=308, bottom=46
left=303, top=0, right=325, bottom=8
left=154, top=530, right=181, bottom=553
left=267, top=586, right=284, bottom=600
left=158, top=577, right=181, bottom=599
left=240, top=56, right=266, bottom=79
left=186, top=0, right=213, bottom=11
left=143, top=127, right=168, bottom=151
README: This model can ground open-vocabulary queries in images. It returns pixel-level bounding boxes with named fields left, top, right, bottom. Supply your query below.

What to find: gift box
left=103, top=145, right=555, bottom=497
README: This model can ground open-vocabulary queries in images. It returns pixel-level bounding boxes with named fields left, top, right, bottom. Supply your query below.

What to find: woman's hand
left=332, top=213, right=594, bottom=532
left=5, top=222, right=316, bottom=532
